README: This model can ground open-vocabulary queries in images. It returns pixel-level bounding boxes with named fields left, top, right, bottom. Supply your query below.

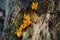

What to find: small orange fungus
left=31, top=2, right=38, bottom=10
left=33, top=12, right=38, bottom=22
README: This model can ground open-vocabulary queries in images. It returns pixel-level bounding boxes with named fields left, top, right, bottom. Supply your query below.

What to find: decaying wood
left=32, top=11, right=51, bottom=40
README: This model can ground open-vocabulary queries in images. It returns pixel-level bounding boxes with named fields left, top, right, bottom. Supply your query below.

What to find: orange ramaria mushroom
left=15, top=13, right=31, bottom=38
left=31, top=2, right=38, bottom=10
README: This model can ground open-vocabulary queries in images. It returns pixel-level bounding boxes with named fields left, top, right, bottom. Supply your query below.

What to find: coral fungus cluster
left=15, top=13, right=31, bottom=37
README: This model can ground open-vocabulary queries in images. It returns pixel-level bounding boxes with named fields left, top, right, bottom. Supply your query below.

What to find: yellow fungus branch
left=31, top=2, right=38, bottom=10
left=15, top=13, right=31, bottom=38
